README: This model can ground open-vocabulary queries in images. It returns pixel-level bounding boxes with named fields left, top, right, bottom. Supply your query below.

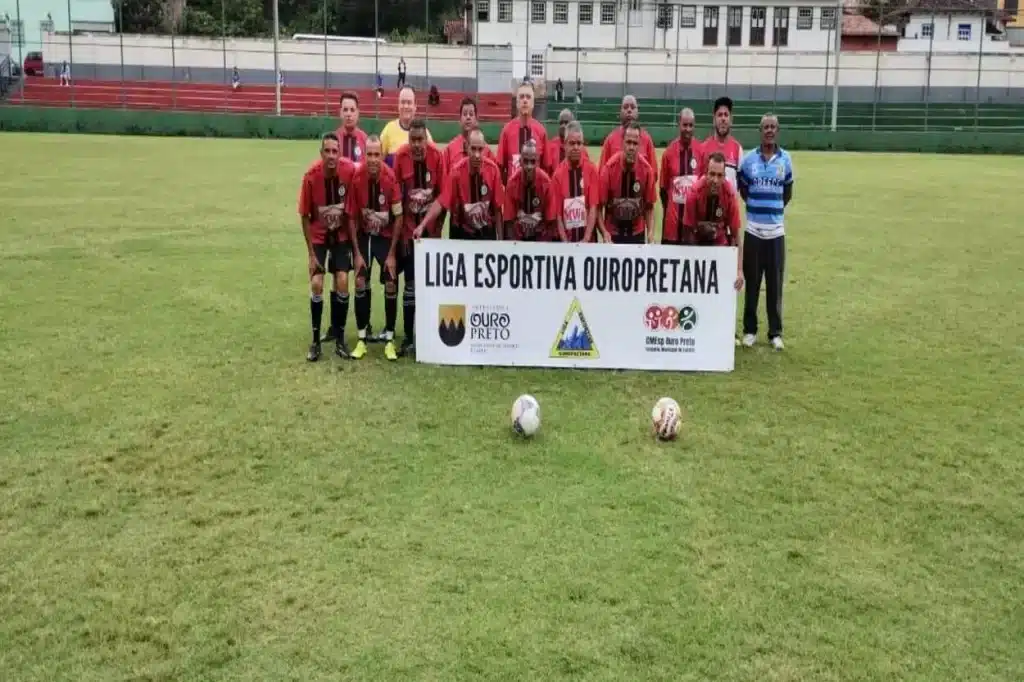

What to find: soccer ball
left=511, top=394, right=541, bottom=437
left=651, top=397, right=682, bottom=441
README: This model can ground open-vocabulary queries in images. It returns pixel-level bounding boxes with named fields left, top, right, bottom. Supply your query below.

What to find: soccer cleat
left=320, top=326, right=337, bottom=343
left=384, top=341, right=398, bottom=361
left=399, top=338, right=416, bottom=358
left=307, top=342, right=322, bottom=362
left=770, top=336, right=785, bottom=351
left=741, top=334, right=757, bottom=348
left=334, top=339, right=351, bottom=359
left=369, top=327, right=390, bottom=344
left=350, top=339, right=368, bottom=359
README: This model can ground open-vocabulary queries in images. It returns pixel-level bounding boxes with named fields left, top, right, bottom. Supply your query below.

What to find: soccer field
left=1, top=133, right=1022, bottom=681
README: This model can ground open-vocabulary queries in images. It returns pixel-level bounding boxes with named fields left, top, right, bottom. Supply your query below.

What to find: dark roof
left=904, top=0, right=998, bottom=14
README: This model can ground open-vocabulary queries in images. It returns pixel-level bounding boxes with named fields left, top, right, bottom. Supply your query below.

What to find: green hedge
left=2, top=105, right=1023, bottom=154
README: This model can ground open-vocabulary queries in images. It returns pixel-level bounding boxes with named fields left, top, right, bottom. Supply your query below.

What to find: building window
left=703, top=6, right=719, bottom=45
left=681, top=5, right=697, bottom=27
left=920, top=22, right=933, bottom=38
left=530, top=52, right=544, bottom=76
left=531, top=1, right=546, bottom=23
left=554, top=1, right=569, bottom=23
left=579, top=2, right=593, bottom=22
left=957, top=23, right=971, bottom=40
left=726, top=6, right=743, bottom=45
left=749, top=6, right=766, bottom=46
left=9, top=19, right=24, bottom=47
left=773, top=7, right=789, bottom=46
left=40, top=18, right=55, bottom=33
left=497, top=0, right=513, bottom=21
left=477, top=0, right=490, bottom=22
left=796, top=7, right=812, bottom=29
left=600, top=2, right=616, bottom=23
left=658, top=4, right=673, bottom=28
left=820, top=7, right=836, bottom=30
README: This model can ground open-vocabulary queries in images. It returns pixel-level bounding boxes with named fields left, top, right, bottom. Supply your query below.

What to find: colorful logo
left=550, top=298, right=598, bottom=359
left=438, top=304, right=466, bottom=347
left=645, top=305, right=698, bottom=332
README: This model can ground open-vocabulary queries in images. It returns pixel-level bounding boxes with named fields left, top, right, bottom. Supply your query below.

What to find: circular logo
left=715, top=207, right=723, bottom=218
left=425, top=171, right=431, bottom=182
left=679, top=305, right=698, bottom=332
left=580, top=178, right=585, bottom=189
left=690, top=157, right=697, bottom=170
left=481, top=185, right=488, bottom=196
left=339, top=186, right=346, bottom=197
left=379, top=193, right=386, bottom=205
left=644, top=304, right=662, bottom=330
left=354, top=146, right=362, bottom=159
left=633, top=181, right=640, bottom=192
left=532, top=196, right=540, bottom=207
left=661, top=306, right=679, bottom=330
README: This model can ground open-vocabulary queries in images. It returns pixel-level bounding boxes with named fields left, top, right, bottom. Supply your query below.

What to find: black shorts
left=357, top=233, right=398, bottom=284
left=612, top=232, right=646, bottom=245
left=313, top=241, right=353, bottom=274
left=661, top=234, right=685, bottom=246
left=450, top=223, right=497, bottom=241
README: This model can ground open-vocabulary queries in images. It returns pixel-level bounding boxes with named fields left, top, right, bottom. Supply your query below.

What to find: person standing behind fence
left=599, top=95, right=658, bottom=184
left=497, top=81, right=548, bottom=184
left=397, top=58, right=407, bottom=89
left=700, top=96, right=743, bottom=189
left=660, top=108, right=703, bottom=246
left=738, top=114, right=793, bottom=352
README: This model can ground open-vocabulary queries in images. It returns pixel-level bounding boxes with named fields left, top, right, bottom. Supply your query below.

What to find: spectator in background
left=575, top=78, right=583, bottom=104
left=397, top=58, right=407, bottom=89
left=60, top=61, right=70, bottom=87
left=375, top=71, right=384, bottom=99
left=231, top=66, right=241, bottom=90
left=428, top=84, right=440, bottom=106
left=555, top=78, right=564, bottom=102
left=278, top=69, right=285, bottom=89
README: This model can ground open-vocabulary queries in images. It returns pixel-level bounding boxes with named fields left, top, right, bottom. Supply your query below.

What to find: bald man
left=545, top=108, right=590, bottom=176
left=660, top=108, right=704, bottom=246
left=380, top=86, right=433, bottom=168
left=598, top=95, right=657, bottom=182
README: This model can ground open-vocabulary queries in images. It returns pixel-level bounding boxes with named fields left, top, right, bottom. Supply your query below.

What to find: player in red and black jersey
left=683, top=151, right=745, bottom=291
left=550, top=121, right=601, bottom=243
left=660, top=107, right=703, bottom=245
left=417, top=128, right=504, bottom=240
left=335, top=91, right=369, bottom=162
left=598, top=123, right=657, bottom=244
left=497, top=81, right=548, bottom=182
left=346, top=135, right=404, bottom=361
left=297, top=133, right=357, bottom=361
left=392, top=119, right=444, bottom=356
left=502, top=140, right=556, bottom=241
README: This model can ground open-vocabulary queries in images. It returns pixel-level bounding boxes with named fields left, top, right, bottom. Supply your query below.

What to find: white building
left=899, top=1, right=1011, bottom=53
left=474, top=0, right=842, bottom=80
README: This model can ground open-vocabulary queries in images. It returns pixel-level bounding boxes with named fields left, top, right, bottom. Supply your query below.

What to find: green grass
left=1, top=133, right=1022, bottom=681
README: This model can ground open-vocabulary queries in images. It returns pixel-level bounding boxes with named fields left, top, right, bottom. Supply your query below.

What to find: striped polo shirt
left=738, top=146, right=794, bottom=240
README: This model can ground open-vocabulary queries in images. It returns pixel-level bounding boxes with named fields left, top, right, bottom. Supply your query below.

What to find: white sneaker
left=741, top=334, right=756, bottom=347
left=770, top=336, right=785, bottom=351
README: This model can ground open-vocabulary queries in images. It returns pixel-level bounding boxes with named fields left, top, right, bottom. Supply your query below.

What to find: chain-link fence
left=2, top=0, right=1022, bottom=130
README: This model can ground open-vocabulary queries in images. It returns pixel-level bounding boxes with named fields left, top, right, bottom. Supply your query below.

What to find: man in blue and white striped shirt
left=737, top=114, right=794, bottom=351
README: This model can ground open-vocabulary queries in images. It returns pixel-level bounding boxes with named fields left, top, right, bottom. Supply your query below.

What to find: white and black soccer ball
left=651, top=397, right=682, bottom=441
left=511, top=394, right=541, bottom=437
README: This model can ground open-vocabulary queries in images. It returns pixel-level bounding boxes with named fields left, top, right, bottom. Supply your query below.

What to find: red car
left=23, top=52, right=44, bottom=76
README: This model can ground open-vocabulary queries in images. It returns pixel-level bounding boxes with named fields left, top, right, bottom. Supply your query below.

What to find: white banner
left=414, top=240, right=737, bottom=372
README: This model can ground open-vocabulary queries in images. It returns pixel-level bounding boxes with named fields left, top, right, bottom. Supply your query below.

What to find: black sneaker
left=366, top=324, right=386, bottom=343
left=320, top=326, right=337, bottom=343
left=334, top=338, right=351, bottom=359
left=307, top=342, right=322, bottom=362
left=399, top=338, right=416, bottom=357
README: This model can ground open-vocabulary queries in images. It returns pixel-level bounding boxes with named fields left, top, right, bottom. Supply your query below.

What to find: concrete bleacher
left=7, top=78, right=511, bottom=121
left=551, top=97, right=1024, bottom=131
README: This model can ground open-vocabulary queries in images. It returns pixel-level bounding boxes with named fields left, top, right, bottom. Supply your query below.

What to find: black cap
left=713, top=96, right=734, bottom=114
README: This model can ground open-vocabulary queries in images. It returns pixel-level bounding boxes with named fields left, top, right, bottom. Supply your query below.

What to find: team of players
left=299, top=85, right=791, bottom=363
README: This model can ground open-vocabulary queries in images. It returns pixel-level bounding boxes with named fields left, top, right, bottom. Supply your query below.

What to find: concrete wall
left=39, top=32, right=1024, bottom=102
left=899, top=14, right=1010, bottom=54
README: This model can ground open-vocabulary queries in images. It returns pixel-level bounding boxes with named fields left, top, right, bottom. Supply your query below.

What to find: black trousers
left=742, top=233, right=785, bottom=339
